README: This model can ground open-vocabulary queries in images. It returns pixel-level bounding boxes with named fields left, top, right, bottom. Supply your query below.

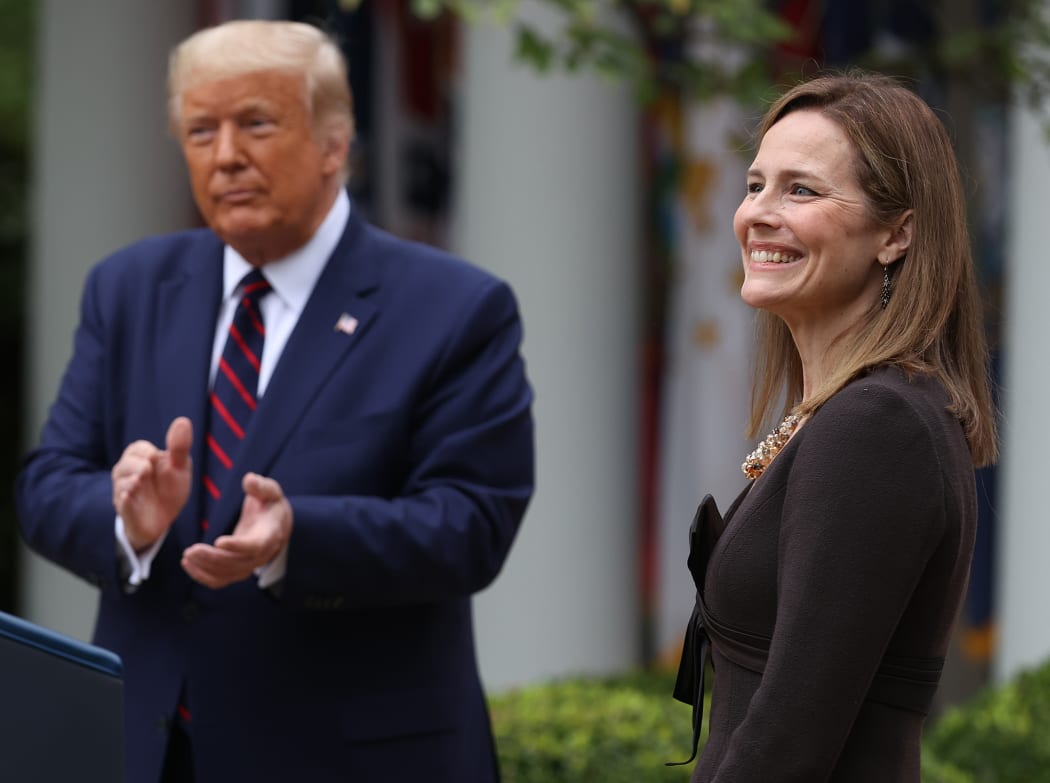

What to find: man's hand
left=181, top=472, right=293, bottom=589
left=112, top=417, right=193, bottom=552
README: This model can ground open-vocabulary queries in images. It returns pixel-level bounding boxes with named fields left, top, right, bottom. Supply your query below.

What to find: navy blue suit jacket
left=16, top=206, right=535, bottom=783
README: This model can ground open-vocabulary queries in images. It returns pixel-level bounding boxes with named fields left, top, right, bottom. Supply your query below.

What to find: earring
left=880, top=265, right=891, bottom=309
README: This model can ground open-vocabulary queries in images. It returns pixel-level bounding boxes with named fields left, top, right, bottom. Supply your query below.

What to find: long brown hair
left=746, top=71, right=998, bottom=466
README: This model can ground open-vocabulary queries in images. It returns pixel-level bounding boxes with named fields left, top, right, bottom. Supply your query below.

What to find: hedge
left=923, top=656, right=1050, bottom=782
left=489, top=670, right=700, bottom=783
left=489, top=657, right=1050, bottom=783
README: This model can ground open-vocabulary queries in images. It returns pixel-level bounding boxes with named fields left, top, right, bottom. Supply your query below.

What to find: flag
left=334, top=313, right=359, bottom=335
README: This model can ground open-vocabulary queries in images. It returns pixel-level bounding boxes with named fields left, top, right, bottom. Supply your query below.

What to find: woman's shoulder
left=822, top=366, right=949, bottom=423
left=806, top=366, right=967, bottom=470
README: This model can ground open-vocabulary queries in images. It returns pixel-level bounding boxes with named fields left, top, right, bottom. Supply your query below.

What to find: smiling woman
left=735, top=109, right=912, bottom=353
left=672, top=71, right=998, bottom=783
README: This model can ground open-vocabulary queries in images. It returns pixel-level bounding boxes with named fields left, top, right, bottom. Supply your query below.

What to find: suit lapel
left=205, top=212, right=382, bottom=539
left=154, top=233, right=225, bottom=549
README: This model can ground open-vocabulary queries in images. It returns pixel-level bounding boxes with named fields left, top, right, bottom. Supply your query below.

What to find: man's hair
left=746, top=70, right=998, bottom=466
left=167, top=20, right=354, bottom=159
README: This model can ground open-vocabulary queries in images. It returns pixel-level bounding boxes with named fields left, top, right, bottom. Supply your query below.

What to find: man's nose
left=214, top=123, right=243, bottom=168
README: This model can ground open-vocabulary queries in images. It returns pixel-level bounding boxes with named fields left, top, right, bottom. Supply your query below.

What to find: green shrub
left=489, top=658, right=1050, bottom=783
left=921, top=752, right=974, bottom=783
left=923, top=657, right=1050, bottom=783
left=489, top=669, right=701, bottom=783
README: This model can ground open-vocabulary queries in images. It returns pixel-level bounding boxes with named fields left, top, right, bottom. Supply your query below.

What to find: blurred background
left=3, top=0, right=1050, bottom=721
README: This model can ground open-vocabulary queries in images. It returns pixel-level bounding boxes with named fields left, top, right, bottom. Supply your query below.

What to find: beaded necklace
left=741, top=413, right=801, bottom=480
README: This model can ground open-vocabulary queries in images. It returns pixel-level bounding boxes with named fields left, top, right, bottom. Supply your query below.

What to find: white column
left=454, top=6, right=642, bottom=690
left=995, top=98, right=1050, bottom=681
left=21, top=1, right=197, bottom=637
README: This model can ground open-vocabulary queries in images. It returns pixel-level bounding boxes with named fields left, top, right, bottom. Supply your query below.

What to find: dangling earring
left=880, top=265, right=891, bottom=309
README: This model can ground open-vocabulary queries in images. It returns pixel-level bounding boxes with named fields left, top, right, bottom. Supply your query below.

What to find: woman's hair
left=747, top=71, right=998, bottom=466
left=166, top=20, right=354, bottom=167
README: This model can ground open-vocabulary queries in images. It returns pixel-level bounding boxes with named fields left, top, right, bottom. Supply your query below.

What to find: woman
left=672, top=71, right=998, bottom=782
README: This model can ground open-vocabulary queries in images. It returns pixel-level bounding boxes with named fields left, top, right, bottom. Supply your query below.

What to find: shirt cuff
left=115, top=516, right=166, bottom=587
left=255, top=545, right=288, bottom=590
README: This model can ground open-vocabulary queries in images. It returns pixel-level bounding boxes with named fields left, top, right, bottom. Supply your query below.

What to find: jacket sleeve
left=15, top=263, right=126, bottom=596
left=279, top=276, right=535, bottom=610
left=710, top=382, right=956, bottom=782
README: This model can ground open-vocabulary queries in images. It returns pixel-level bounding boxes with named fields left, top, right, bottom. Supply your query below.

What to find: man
left=16, top=19, right=534, bottom=783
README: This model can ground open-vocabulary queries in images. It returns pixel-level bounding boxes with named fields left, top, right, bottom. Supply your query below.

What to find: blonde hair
left=167, top=20, right=353, bottom=164
left=747, top=71, right=998, bottom=467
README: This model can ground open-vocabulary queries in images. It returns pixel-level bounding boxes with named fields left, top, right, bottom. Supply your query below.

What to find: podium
left=0, top=610, right=124, bottom=782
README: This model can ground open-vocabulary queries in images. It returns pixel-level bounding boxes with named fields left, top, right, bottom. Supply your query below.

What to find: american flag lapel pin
left=334, top=312, right=359, bottom=336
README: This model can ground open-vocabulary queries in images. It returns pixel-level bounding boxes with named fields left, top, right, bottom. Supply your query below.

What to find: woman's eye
left=746, top=182, right=763, bottom=194
left=790, top=184, right=817, bottom=196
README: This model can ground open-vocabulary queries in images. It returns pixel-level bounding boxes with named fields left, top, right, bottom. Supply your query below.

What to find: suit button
left=181, top=602, right=200, bottom=623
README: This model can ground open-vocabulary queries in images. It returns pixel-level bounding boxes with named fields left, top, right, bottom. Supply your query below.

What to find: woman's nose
left=738, top=189, right=781, bottom=229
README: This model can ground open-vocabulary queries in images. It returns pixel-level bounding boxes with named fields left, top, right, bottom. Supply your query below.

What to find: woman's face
left=734, top=110, right=898, bottom=333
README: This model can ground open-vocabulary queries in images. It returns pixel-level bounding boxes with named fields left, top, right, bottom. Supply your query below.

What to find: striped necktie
left=200, top=269, right=271, bottom=535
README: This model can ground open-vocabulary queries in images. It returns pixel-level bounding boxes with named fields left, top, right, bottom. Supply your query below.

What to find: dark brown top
left=692, top=366, right=977, bottom=783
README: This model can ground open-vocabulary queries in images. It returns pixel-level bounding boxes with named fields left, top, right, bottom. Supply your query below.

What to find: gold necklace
left=741, top=413, right=800, bottom=480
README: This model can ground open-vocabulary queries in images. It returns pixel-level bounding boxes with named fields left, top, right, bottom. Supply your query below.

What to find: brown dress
left=679, top=366, right=977, bottom=782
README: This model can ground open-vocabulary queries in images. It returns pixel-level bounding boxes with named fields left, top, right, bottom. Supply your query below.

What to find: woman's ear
left=881, top=209, right=914, bottom=264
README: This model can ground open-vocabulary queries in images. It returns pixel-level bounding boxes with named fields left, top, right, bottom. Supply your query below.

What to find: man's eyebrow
left=182, top=99, right=275, bottom=121
left=234, top=99, right=273, bottom=113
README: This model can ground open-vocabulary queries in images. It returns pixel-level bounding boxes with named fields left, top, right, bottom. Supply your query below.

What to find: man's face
left=178, top=69, right=345, bottom=265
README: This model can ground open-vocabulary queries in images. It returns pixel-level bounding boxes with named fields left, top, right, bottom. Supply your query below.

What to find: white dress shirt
left=116, top=189, right=351, bottom=589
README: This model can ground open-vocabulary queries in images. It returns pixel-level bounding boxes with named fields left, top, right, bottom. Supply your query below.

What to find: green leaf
left=514, top=24, right=556, bottom=73
left=410, top=0, right=445, bottom=21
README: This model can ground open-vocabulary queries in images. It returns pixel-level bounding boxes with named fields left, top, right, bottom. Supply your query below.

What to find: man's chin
left=210, top=213, right=269, bottom=242
left=211, top=220, right=305, bottom=266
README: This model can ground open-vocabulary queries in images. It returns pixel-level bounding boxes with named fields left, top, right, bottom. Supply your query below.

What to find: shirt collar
left=221, top=188, right=351, bottom=311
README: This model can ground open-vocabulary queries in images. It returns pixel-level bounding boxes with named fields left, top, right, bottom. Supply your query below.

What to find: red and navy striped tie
left=201, top=269, right=271, bottom=535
